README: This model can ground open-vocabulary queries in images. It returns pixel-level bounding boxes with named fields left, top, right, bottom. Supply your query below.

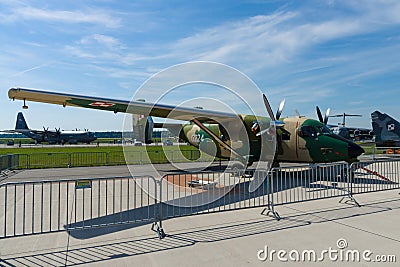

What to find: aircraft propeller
left=316, top=106, right=330, bottom=125
left=294, top=109, right=301, bottom=118
left=257, top=95, right=285, bottom=137
left=275, top=99, right=285, bottom=120
left=262, top=94, right=276, bottom=121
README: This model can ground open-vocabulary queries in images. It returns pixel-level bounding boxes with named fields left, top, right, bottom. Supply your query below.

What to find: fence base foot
left=339, top=195, right=361, bottom=207
left=261, top=205, right=281, bottom=221
left=151, top=222, right=166, bottom=239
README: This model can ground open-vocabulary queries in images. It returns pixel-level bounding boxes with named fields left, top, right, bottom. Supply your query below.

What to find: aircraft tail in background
left=15, top=112, right=29, bottom=130
left=371, top=111, right=400, bottom=146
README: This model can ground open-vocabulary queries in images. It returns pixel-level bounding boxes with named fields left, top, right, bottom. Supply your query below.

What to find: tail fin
left=15, top=112, right=29, bottom=130
left=371, top=111, right=400, bottom=144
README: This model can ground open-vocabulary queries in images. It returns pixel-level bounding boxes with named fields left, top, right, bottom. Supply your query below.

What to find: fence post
left=339, top=162, right=360, bottom=207
left=261, top=169, right=280, bottom=220
left=151, top=178, right=166, bottom=239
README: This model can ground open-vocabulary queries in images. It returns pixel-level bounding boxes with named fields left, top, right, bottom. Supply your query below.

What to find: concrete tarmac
left=0, top=189, right=399, bottom=266
left=0, top=161, right=399, bottom=266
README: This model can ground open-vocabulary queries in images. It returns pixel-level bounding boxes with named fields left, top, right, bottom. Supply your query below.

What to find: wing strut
left=190, top=118, right=246, bottom=162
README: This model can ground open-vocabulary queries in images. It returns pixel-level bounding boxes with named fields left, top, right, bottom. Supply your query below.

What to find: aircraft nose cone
left=348, top=143, right=364, bottom=159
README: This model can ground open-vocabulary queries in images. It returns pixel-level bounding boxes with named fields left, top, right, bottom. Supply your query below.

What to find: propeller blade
left=316, top=106, right=324, bottom=123
left=262, top=94, right=276, bottom=121
left=294, top=109, right=301, bottom=118
left=276, top=99, right=285, bottom=120
left=324, top=108, right=330, bottom=125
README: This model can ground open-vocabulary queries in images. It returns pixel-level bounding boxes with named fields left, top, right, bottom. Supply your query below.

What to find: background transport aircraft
left=7, top=112, right=97, bottom=144
left=8, top=88, right=364, bottom=166
left=371, top=110, right=400, bottom=147
left=316, top=107, right=373, bottom=141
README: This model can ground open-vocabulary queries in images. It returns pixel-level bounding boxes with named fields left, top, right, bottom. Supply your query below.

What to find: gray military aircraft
left=316, top=107, right=373, bottom=141
left=371, top=110, right=400, bottom=147
left=8, top=112, right=97, bottom=144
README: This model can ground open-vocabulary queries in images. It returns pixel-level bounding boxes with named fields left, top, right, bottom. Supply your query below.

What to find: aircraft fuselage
left=180, top=115, right=364, bottom=164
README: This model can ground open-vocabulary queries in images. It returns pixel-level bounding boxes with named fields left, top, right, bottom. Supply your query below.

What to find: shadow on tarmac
left=1, top=198, right=399, bottom=266
left=65, top=165, right=396, bottom=239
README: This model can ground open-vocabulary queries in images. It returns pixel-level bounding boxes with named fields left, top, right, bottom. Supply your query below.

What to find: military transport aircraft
left=316, top=107, right=373, bottom=142
left=7, top=112, right=97, bottom=144
left=371, top=110, right=400, bottom=147
left=8, top=88, right=364, bottom=165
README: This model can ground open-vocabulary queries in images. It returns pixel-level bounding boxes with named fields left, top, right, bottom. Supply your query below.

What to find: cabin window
left=281, top=131, right=291, bottom=141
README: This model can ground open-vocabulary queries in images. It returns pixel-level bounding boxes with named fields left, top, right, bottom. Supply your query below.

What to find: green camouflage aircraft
left=8, top=88, right=364, bottom=166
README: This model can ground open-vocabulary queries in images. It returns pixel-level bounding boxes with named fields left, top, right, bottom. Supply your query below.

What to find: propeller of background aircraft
left=329, top=113, right=361, bottom=127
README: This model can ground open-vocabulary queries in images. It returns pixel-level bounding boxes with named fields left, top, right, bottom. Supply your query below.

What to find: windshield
left=316, top=125, right=332, bottom=134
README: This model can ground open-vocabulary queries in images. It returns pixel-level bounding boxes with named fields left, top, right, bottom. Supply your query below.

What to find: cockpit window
left=298, top=126, right=318, bottom=137
left=316, top=125, right=332, bottom=134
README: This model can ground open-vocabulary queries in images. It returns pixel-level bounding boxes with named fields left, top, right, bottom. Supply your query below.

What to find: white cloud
left=161, top=1, right=400, bottom=74
left=79, top=34, right=123, bottom=50
left=2, top=6, right=121, bottom=28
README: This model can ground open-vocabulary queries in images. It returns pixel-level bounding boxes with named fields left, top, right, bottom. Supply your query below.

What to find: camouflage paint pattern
left=180, top=115, right=360, bottom=164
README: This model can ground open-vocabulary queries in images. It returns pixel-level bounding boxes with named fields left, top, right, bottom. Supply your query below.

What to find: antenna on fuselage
left=22, top=99, right=28, bottom=109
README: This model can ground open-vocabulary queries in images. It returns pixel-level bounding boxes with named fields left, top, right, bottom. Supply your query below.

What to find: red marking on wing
left=89, top=101, right=115, bottom=108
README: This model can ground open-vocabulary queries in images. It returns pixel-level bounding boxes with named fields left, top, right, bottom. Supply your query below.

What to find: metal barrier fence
left=1, top=159, right=400, bottom=240
left=0, top=176, right=158, bottom=239
left=158, top=169, right=269, bottom=220
left=0, top=154, right=22, bottom=172
left=349, top=159, right=400, bottom=195
left=269, top=162, right=349, bottom=206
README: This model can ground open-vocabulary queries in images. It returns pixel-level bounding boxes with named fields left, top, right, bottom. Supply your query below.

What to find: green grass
left=0, top=137, right=122, bottom=145
left=0, top=145, right=123, bottom=155
left=0, top=144, right=198, bottom=155
left=0, top=144, right=214, bottom=169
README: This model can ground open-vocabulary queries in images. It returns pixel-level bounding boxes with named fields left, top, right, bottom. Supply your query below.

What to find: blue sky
left=1, top=0, right=399, bottom=130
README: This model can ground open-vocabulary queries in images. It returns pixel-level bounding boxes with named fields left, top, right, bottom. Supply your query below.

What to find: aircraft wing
left=1, top=129, right=58, bottom=136
left=8, top=88, right=238, bottom=123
